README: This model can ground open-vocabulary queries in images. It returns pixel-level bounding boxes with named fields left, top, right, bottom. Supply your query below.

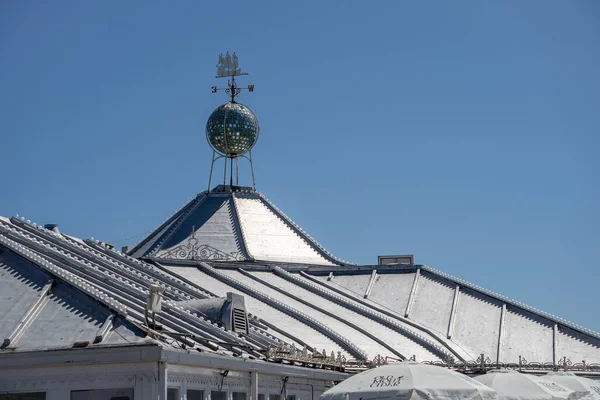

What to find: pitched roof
left=0, top=216, right=284, bottom=358
left=2, top=208, right=599, bottom=371
left=128, top=186, right=344, bottom=266
left=0, top=238, right=148, bottom=351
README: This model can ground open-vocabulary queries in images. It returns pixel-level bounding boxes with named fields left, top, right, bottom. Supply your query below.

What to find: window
left=0, top=394, right=46, bottom=400
left=71, top=389, right=134, bottom=400
left=168, top=388, right=179, bottom=400
left=233, top=393, right=247, bottom=400
left=211, top=391, right=227, bottom=400
left=287, top=396, right=296, bottom=400
left=258, top=394, right=265, bottom=400
left=269, top=395, right=281, bottom=400
left=188, top=390, right=204, bottom=400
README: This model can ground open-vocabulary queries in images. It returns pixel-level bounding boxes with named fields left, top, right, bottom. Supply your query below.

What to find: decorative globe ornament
left=206, top=102, right=260, bottom=157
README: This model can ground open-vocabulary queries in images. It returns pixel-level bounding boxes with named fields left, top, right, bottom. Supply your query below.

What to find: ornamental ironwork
left=160, top=229, right=244, bottom=261
left=266, top=348, right=600, bottom=374
left=264, top=344, right=348, bottom=370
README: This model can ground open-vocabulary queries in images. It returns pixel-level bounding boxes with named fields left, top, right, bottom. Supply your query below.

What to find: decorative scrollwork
left=264, top=344, right=347, bottom=369
left=262, top=347, right=600, bottom=374
left=558, top=357, right=573, bottom=366
left=372, top=354, right=386, bottom=366
left=225, top=88, right=242, bottom=98
left=418, top=353, right=598, bottom=375
left=476, top=353, right=492, bottom=366
left=160, top=230, right=245, bottom=261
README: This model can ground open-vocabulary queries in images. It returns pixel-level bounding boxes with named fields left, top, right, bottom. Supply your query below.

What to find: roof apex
left=128, top=187, right=346, bottom=266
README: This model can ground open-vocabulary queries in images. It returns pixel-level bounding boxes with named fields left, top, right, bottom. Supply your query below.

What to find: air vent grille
left=232, top=308, right=247, bottom=333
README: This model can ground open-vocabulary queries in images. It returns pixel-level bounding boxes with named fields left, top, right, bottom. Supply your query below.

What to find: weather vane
left=211, top=51, right=254, bottom=103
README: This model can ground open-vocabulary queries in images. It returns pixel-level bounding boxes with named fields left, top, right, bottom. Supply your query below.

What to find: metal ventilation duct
left=178, top=292, right=248, bottom=334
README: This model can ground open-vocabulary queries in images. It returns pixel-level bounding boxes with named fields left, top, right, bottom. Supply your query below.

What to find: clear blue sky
left=1, top=1, right=598, bottom=332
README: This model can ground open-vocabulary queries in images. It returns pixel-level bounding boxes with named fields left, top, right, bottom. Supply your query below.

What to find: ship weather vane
left=211, top=51, right=254, bottom=103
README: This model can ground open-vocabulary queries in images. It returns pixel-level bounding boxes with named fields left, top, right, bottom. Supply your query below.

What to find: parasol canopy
left=320, top=362, right=497, bottom=400
left=544, top=372, right=600, bottom=400
left=474, top=369, right=588, bottom=400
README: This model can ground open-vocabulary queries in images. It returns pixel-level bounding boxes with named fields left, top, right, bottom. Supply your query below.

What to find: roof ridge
left=0, top=233, right=129, bottom=316
left=230, top=193, right=254, bottom=260
left=0, top=217, right=267, bottom=354
left=7, top=215, right=216, bottom=301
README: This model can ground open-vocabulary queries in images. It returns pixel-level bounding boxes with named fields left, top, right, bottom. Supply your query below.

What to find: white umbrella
left=474, top=369, right=588, bottom=400
left=321, top=362, right=497, bottom=400
left=544, top=372, right=600, bottom=400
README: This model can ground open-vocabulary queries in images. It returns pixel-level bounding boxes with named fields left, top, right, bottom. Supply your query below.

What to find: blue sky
left=1, top=1, right=598, bottom=332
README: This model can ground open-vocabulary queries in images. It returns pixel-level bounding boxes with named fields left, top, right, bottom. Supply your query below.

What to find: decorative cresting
left=265, top=343, right=348, bottom=370
left=258, top=346, right=600, bottom=374
left=420, top=353, right=600, bottom=374
left=160, top=227, right=244, bottom=262
left=207, top=52, right=258, bottom=191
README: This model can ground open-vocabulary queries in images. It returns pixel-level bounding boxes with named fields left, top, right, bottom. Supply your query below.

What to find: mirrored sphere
left=206, top=102, right=259, bottom=156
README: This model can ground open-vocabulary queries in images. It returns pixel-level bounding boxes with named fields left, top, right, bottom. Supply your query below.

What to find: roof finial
left=206, top=52, right=259, bottom=193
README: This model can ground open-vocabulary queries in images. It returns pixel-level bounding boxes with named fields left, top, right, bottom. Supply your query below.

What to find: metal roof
left=0, top=242, right=148, bottom=351
left=1, top=204, right=599, bottom=372
left=128, top=187, right=344, bottom=266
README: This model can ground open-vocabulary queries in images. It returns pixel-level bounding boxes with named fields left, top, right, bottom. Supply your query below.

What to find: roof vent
left=44, top=224, right=60, bottom=234
left=178, top=292, right=248, bottom=334
left=121, top=245, right=134, bottom=254
left=378, top=254, right=414, bottom=266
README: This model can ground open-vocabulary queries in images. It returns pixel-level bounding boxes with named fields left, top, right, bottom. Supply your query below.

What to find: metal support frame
left=94, top=314, right=116, bottom=344
left=405, top=268, right=421, bottom=318
left=497, top=303, right=507, bottom=364
left=553, top=323, right=558, bottom=366
left=207, top=150, right=256, bottom=192
left=447, top=285, right=460, bottom=339
left=364, top=269, right=377, bottom=299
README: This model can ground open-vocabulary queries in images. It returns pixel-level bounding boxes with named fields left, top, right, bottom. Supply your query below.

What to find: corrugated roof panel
left=0, top=250, right=52, bottom=341
left=452, top=288, right=502, bottom=357
left=235, top=197, right=334, bottom=265
left=368, top=271, right=416, bottom=315
left=156, top=196, right=245, bottom=261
